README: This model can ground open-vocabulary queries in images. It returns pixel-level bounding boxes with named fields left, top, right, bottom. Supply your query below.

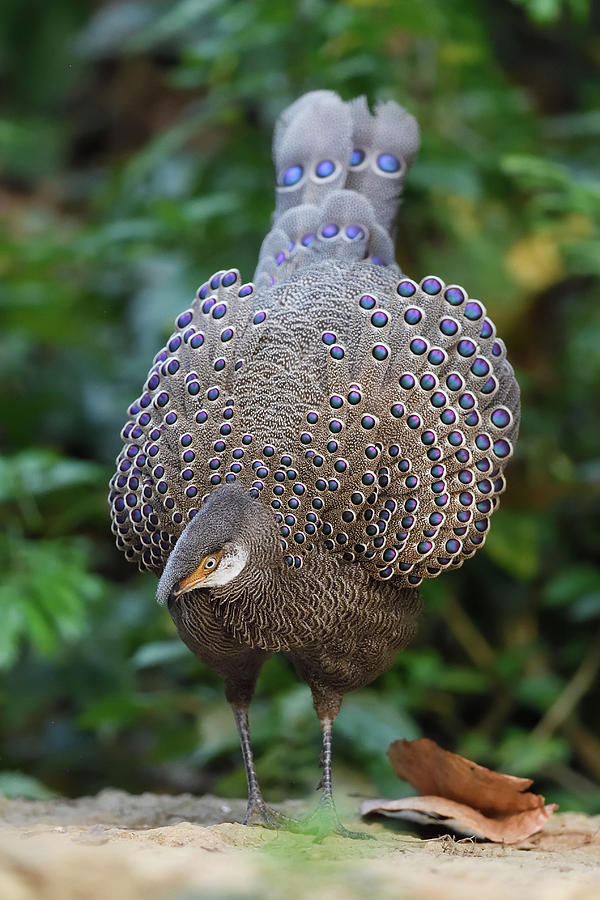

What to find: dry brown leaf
left=360, top=738, right=558, bottom=844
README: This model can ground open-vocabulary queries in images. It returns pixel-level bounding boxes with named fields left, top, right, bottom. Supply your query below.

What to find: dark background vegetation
left=1, top=0, right=599, bottom=811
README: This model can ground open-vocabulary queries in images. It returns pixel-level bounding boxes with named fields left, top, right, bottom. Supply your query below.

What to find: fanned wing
left=109, top=259, right=520, bottom=589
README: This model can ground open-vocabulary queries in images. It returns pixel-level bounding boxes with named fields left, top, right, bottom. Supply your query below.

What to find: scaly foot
left=289, top=796, right=375, bottom=843
left=242, top=794, right=295, bottom=829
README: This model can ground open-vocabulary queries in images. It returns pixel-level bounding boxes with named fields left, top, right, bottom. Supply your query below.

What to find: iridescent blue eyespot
left=422, top=277, right=442, bottom=295
left=420, top=374, right=436, bottom=390
left=458, top=340, right=476, bottom=357
left=444, top=287, right=465, bottom=306
left=377, top=153, right=400, bottom=173
left=238, top=284, right=253, bottom=297
left=359, top=295, right=376, bottom=310
left=471, top=358, right=489, bottom=377
left=346, top=225, right=364, bottom=240
left=350, top=149, right=365, bottom=166
left=348, top=390, right=361, bottom=404
left=202, top=298, right=215, bottom=314
left=404, top=308, right=422, bottom=325
left=391, top=403, right=404, bottom=418
left=491, top=408, right=511, bottom=428
left=177, top=311, right=192, bottom=328
left=190, top=333, right=204, bottom=349
left=372, top=344, right=388, bottom=361
left=253, top=311, right=266, bottom=325
left=397, top=280, right=416, bottom=297
left=400, top=374, right=415, bottom=389
left=407, top=415, right=421, bottom=429
left=428, top=349, right=445, bottom=365
left=440, top=318, right=458, bottom=336
left=322, top=332, right=336, bottom=345
left=493, top=439, right=511, bottom=458
left=477, top=320, right=492, bottom=341
left=371, top=311, right=388, bottom=328
left=281, top=165, right=303, bottom=186
left=464, top=301, right=483, bottom=320
left=431, top=391, right=446, bottom=408
left=446, top=373, right=463, bottom=391
left=316, top=159, right=335, bottom=178
left=410, top=339, right=427, bottom=355
left=330, top=345, right=345, bottom=360
left=361, top=415, right=376, bottom=430
left=322, top=224, right=339, bottom=238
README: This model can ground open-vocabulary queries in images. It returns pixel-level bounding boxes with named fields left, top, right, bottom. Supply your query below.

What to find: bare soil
left=1, top=790, right=599, bottom=900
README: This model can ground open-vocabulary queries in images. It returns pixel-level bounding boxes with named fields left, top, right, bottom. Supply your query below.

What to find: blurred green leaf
left=483, top=511, right=543, bottom=581
left=0, top=770, right=56, bottom=800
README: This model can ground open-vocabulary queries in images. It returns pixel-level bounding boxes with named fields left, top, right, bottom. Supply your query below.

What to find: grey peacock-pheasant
left=109, top=91, right=520, bottom=838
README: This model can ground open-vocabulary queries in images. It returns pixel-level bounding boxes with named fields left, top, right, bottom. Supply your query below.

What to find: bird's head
left=156, top=482, right=281, bottom=606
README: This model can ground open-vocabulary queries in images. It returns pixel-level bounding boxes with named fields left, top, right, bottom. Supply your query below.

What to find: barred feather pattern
left=109, top=256, right=519, bottom=590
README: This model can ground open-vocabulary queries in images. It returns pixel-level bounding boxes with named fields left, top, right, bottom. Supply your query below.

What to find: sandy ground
left=1, top=790, right=600, bottom=900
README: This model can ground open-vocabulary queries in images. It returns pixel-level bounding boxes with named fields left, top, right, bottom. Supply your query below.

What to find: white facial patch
left=201, top=544, right=248, bottom=588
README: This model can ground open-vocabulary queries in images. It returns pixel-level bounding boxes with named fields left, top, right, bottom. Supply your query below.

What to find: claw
left=289, top=796, right=375, bottom=842
left=242, top=795, right=296, bottom=829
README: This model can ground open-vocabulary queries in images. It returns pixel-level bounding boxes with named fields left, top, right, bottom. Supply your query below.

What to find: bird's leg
left=232, top=706, right=292, bottom=829
left=291, top=716, right=373, bottom=842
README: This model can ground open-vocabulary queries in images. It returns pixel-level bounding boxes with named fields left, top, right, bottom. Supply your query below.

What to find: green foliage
left=1, top=0, right=599, bottom=813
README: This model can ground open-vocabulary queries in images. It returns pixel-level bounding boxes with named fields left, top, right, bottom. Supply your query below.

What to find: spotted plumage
left=109, top=90, right=520, bottom=837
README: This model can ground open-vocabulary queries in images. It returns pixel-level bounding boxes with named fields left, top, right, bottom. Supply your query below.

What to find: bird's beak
left=172, top=566, right=208, bottom=598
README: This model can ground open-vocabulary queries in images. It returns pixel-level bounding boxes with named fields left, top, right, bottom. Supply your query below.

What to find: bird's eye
left=204, top=555, right=218, bottom=571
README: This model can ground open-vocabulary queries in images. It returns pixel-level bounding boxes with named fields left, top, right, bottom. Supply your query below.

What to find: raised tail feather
left=254, top=90, right=420, bottom=288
